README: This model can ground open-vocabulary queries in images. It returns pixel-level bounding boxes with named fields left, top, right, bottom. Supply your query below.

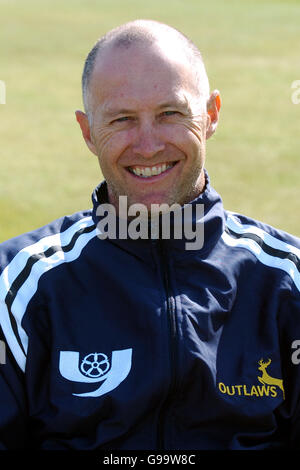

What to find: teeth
left=130, top=163, right=174, bottom=178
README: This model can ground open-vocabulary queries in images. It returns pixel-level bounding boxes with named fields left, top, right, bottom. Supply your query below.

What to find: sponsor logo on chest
left=218, top=359, right=285, bottom=399
left=59, top=348, right=132, bottom=397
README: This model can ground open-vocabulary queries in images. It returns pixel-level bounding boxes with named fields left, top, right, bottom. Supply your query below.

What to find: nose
left=132, top=121, right=165, bottom=159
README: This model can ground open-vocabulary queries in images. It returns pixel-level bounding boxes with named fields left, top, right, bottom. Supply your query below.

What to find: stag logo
left=257, top=358, right=285, bottom=399
left=218, top=357, right=285, bottom=400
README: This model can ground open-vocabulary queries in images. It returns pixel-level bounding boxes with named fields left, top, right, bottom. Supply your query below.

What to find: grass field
left=0, top=0, right=299, bottom=242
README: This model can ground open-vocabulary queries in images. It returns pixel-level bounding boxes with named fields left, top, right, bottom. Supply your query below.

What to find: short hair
left=82, top=19, right=209, bottom=120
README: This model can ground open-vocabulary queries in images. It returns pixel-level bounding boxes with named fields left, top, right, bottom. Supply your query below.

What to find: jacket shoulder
left=0, top=210, right=94, bottom=273
left=224, top=210, right=300, bottom=249
left=223, top=210, right=300, bottom=294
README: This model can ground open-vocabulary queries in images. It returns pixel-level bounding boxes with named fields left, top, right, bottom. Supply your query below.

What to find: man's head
left=76, top=19, right=221, bottom=211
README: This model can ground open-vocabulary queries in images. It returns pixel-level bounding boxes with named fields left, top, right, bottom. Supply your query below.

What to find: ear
left=206, top=90, right=221, bottom=139
left=75, top=110, right=98, bottom=156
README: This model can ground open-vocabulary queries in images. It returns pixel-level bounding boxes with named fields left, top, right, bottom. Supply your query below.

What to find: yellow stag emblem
left=257, top=359, right=285, bottom=400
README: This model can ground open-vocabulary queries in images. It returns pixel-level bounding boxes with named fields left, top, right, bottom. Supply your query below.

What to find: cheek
left=94, top=127, right=132, bottom=163
left=181, top=117, right=206, bottom=144
left=166, top=121, right=206, bottom=157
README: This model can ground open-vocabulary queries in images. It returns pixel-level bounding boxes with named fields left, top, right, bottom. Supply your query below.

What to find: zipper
left=156, top=239, right=178, bottom=450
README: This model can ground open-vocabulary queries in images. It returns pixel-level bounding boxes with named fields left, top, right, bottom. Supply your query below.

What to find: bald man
left=76, top=20, right=219, bottom=210
left=0, top=20, right=300, bottom=451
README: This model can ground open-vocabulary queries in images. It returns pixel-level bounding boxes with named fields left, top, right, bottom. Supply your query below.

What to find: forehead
left=90, top=42, right=199, bottom=111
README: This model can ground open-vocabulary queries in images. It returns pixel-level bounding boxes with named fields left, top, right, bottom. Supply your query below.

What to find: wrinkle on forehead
left=98, top=90, right=203, bottom=121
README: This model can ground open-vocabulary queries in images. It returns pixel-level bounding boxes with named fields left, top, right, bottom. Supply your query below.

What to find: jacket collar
left=91, top=170, right=226, bottom=258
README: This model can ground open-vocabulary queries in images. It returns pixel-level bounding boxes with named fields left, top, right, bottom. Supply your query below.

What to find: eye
left=111, top=116, right=133, bottom=124
left=160, top=110, right=179, bottom=117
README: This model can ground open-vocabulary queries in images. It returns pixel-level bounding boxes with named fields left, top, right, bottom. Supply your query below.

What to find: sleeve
left=0, top=238, right=32, bottom=449
left=0, top=325, right=30, bottom=449
left=278, top=279, right=300, bottom=448
left=0, top=217, right=85, bottom=449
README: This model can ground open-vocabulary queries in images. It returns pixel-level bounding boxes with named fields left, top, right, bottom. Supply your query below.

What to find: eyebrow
left=102, top=99, right=190, bottom=118
left=103, top=108, right=136, bottom=118
left=156, top=99, right=188, bottom=110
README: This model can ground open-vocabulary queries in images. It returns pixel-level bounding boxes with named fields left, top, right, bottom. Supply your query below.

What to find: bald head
left=82, top=20, right=210, bottom=120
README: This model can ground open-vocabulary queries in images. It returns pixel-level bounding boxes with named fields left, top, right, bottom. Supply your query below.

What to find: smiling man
left=0, top=20, right=300, bottom=451
left=75, top=21, right=220, bottom=213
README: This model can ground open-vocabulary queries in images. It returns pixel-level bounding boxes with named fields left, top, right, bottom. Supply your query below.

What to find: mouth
left=126, top=161, right=178, bottom=179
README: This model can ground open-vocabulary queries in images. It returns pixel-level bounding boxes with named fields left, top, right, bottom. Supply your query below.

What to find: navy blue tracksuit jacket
left=0, top=172, right=300, bottom=450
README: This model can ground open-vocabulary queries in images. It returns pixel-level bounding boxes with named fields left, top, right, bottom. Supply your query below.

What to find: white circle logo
left=80, top=352, right=110, bottom=378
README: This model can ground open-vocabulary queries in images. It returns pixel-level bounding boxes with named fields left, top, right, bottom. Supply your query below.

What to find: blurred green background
left=0, top=0, right=299, bottom=242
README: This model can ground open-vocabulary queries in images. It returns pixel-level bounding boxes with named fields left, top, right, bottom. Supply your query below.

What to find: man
left=0, top=19, right=300, bottom=450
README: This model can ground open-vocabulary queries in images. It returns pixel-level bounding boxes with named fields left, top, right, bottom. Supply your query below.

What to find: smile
left=127, top=162, right=177, bottom=178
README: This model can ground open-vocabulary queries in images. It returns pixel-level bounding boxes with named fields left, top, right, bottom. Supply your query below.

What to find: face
left=77, top=41, right=219, bottom=211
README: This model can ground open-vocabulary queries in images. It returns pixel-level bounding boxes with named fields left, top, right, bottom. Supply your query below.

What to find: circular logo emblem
left=80, top=352, right=110, bottom=378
